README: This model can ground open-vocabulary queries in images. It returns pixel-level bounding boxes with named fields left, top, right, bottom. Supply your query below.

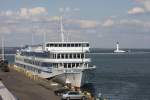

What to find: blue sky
left=0, top=0, right=150, bottom=48
left=0, top=0, right=135, bottom=19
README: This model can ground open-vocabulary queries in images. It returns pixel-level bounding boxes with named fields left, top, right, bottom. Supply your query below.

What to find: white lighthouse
left=114, top=42, right=126, bottom=53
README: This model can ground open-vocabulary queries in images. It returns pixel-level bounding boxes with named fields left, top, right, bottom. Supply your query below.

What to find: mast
left=1, top=37, right=4, bottom=60
left=60, top=16, right=64, bottom=42
left=43, top=32, right=46, bottom=51
left=31, top=32, right=34, bottom=45
left=43, top=32, right=46, bottom=44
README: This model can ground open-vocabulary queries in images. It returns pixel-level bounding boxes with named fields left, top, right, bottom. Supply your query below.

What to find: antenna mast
left=1, top=37, right=4, bottom=60
left=60, top=16, right=64, bottom=42
left=43, top=32, right=46, bottom=51
left=43, top=32, right=46, bottom=44
left=31, top=31, right=34, bottom=45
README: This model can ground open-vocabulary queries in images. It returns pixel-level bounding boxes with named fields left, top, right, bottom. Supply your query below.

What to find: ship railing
left=78, top=65, right=96, bottom=69
left=62, top=67, right=96, bottom=73
left=52, top=64, right=96, bottom=74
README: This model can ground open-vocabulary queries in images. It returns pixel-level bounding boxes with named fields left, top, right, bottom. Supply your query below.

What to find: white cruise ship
left=14, top=17, right=96, bottom=88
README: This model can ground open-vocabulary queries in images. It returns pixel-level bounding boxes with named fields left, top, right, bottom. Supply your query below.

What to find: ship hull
left=53, top=71, right=87, bottom=88
left=14, top=63, right=91, bottom=88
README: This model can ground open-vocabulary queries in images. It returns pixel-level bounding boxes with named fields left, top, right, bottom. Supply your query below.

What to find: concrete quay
left=0, top=68, right=60, bottom=100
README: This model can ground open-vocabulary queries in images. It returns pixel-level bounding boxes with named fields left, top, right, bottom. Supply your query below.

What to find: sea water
left=89, top=49, right=150, bottom=100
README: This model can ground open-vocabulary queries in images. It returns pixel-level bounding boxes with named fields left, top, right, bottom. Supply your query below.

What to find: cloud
left=102, top=19, right=114, bottom=27
left=129, top=0, right=150, bottom=14
left=59, top=7, right=80, bottom=13
left=0, top=7, right=47, bottom=18
left=19, top=8, right=29, bottom=17
left=66, top=19, right=99, bottom=28
left=142, top=0, right=150, bottom=11
left=128, top=7, right=145, bottom=14
left=19, top=7, right=47, bottom=18
left=79, top=20, right=99, bottom=28
left=29, top=7, right=47, bottom=15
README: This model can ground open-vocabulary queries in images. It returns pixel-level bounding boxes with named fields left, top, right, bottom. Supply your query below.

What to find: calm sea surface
left=4, top=49, right=150, bottom=100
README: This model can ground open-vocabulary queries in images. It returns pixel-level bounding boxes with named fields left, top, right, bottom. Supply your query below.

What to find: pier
left=0, top=67, right=60, bottom=100
left=0, top=81, right=16, bottom=100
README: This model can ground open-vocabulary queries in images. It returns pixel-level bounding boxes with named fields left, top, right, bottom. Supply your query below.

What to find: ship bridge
left=45, top=42, right=90, bottom=52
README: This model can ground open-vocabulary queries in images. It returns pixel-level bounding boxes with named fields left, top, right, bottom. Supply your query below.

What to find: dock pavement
left=0, top=69, right=60, bottom=100
left=0, top=81, right=16, bottom=100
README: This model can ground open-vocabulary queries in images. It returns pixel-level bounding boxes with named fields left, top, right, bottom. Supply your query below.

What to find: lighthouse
left=114, top=42, right=126, bottom=53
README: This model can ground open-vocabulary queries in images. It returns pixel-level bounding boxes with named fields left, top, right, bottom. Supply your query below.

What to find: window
left=81, top=54, right=84, bottom=58
left=79, top=44, right=81, bottom=47
left=75, top=44, right=78, bottom=47
left=69, top=92, right=79, bottom=95
left=86, top=43, right=89, bottom=47
left=63, top=44, right=66, bottom=47
left=62, top=54, right=64, bottom=59
left=69, top=54, right=72, bottom=58
left=53, top=54, right=56, bottom=59
left=64, top=63, right=67, bottom=68
left=59, top=44, right=62, bottom=47
left=77, top=54, right=80, bottom=58
left=41, top=62, right=52, bottom=67
left=68, top=64, right=71, bottom=68
left=73, top=54, right=76, bottom=58
left=46, top=44, right=49, bottom=47
left=57, top=54, right=60, bottom=59
left=76, top=63, right=79, bottom=67
left=66, top=54, right=68, bottom=59
left=50, top=44, right=54, bottom=47
left=72, top=63, right=75, bottom=68
left=67, top=44, right=70, bottom=47
left=71, top=44, right=74, bottom=47
left=54, top=44, right=58, bottom=47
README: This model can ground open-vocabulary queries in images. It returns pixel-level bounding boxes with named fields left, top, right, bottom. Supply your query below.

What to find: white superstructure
left=114, top=42, right=126, bottom=53
left=15, top=42, right=96, bottom=87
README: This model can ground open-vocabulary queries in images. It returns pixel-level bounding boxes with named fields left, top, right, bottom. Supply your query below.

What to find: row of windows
left=16, top=57, right=52, bottom=67
left=15, top=63, right=41, bottom=73
left=24, top=59, right=52, bottom=67
left=20, top=52, right=50, bottom=58
left=53, top=53, right=85, bottom=59
left=53, top=63, right=88, bottom=68
left=46, top=43, right=89, bottom=47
